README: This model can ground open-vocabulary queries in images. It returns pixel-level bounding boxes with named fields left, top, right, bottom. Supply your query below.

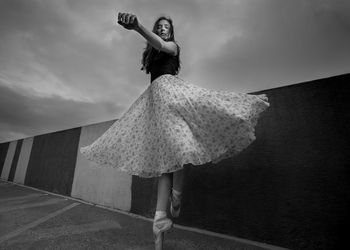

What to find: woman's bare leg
left=173, top=169, right=184, bottom=192
left=156, top=173, right=172, bottom=211
left=154, top=173, right=173, bottom=250
left=170, top=169, right=184, bottom=218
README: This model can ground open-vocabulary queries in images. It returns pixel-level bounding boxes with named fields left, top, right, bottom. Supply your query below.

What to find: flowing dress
left=80, top=52, right=270, bottom=178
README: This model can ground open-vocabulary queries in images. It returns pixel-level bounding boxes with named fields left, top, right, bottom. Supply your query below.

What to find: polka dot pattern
left=80, top=75, right=270, bottom=178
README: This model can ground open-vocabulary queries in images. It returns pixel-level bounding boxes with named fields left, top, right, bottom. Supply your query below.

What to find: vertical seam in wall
left=8, top=139, right=24, bottom=181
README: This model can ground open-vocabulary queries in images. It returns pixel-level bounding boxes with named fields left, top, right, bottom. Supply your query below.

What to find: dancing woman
left=81, top=12, right=270, bottom=250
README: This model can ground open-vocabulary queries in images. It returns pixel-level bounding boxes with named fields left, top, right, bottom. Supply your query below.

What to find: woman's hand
left=117, top=12, right=139, bottom=31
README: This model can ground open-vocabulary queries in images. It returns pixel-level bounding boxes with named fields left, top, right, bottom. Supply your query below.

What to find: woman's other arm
left=117, top=12, right=178, bottom=56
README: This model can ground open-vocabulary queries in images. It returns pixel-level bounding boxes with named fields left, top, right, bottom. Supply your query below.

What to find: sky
left=1, top=0, right=350, bottom=143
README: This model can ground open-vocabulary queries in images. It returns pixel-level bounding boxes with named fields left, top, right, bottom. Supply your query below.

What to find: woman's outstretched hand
left=117, top=12, right=139, bottom=31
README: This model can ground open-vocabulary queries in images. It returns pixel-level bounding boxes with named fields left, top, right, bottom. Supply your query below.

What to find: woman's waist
left=150, top=72, right=177, bottom=83
left=150, top=73, right=181, bottom=85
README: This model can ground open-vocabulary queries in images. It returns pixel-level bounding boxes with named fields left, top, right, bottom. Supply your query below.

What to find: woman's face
left=156, top=19, right=171, bottom=40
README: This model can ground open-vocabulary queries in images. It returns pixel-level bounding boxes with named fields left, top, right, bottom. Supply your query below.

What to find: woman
left=80, top=12, right=270, bottom=250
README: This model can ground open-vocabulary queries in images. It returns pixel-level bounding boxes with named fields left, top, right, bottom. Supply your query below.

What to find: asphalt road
left=0, top=180, right=288, bottom=250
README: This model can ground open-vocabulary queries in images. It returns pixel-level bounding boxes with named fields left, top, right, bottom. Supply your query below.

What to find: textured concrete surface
left=8, top=139, right=23, bottom=182
left=0, top=180, right=288, bottom=250
left=72, top=120, right=132, bottom=212
left=24, top=128, right=81, bottom=196
left=1, top=141, right=16, bottom=180
left=0, top=142, right=9, bottom=175
left=13, top=137, right=33, bottom=184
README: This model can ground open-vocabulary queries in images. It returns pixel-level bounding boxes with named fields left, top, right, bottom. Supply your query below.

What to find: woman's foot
left=153, top=212, right=173, bottom=250
left=170, top=188, right=182, bottom=218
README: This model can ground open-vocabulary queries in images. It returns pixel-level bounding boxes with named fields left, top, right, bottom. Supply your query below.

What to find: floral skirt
left=80, top=74, right=270, bottom=178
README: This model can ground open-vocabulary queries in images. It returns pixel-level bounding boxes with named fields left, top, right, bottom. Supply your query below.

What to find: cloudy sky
left=1, top=0, right=350, bottom=143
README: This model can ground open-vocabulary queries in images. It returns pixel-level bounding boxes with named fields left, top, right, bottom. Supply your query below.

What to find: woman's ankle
left=154, top=210, right=167, bottom=221
left=172, top=188, right=182, bottom=198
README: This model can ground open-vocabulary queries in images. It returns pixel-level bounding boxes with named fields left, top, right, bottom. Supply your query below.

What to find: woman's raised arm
left=117, top=12, right=178, bottom=56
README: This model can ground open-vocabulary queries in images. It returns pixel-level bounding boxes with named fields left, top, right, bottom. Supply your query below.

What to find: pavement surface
left=0, top=180, right=288, bottom=250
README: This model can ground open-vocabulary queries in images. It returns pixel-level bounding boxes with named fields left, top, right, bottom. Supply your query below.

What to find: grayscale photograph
left=0, top=0, right=349, bottom=249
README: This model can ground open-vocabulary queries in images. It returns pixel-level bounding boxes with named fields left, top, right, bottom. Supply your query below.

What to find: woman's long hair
left=141, top=16, right=180, bottom=74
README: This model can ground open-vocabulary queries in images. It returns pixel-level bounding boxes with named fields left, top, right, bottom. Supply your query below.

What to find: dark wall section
left=130, top=176, right=158, bottom=218
left=0, top=142, right=10, bottom=175
left=8, top=139, right=23, bottom=181
left=25, top=128, right=81, bottom=195
left=131, top=74, right=350, bottom=250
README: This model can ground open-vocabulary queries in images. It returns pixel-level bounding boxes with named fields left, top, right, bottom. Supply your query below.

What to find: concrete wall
left=1, top=73, right=349, bottom=249
left=1, top=141, right=17, bottom=180
left=24, top=128, right=81, bottom=195
left=0, top=142, right=9, bottom=177
left=13, top=137, right=33, bottom=184
left=71, top=120, right=132, bottom=212
left=8, top=139, right=23, bottom=182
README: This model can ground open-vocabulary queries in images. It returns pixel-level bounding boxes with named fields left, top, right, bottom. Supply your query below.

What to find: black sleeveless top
left=149, top=51, right=178, bottom=82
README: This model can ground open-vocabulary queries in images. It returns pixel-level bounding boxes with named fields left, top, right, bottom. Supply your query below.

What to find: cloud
left=0, top=0, right=153, bottom=142
left=0, top=0, right=147, bottom=102
left=0, top=82, right=124, bottom=143
left=190, top=0, right=350, bottom=92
